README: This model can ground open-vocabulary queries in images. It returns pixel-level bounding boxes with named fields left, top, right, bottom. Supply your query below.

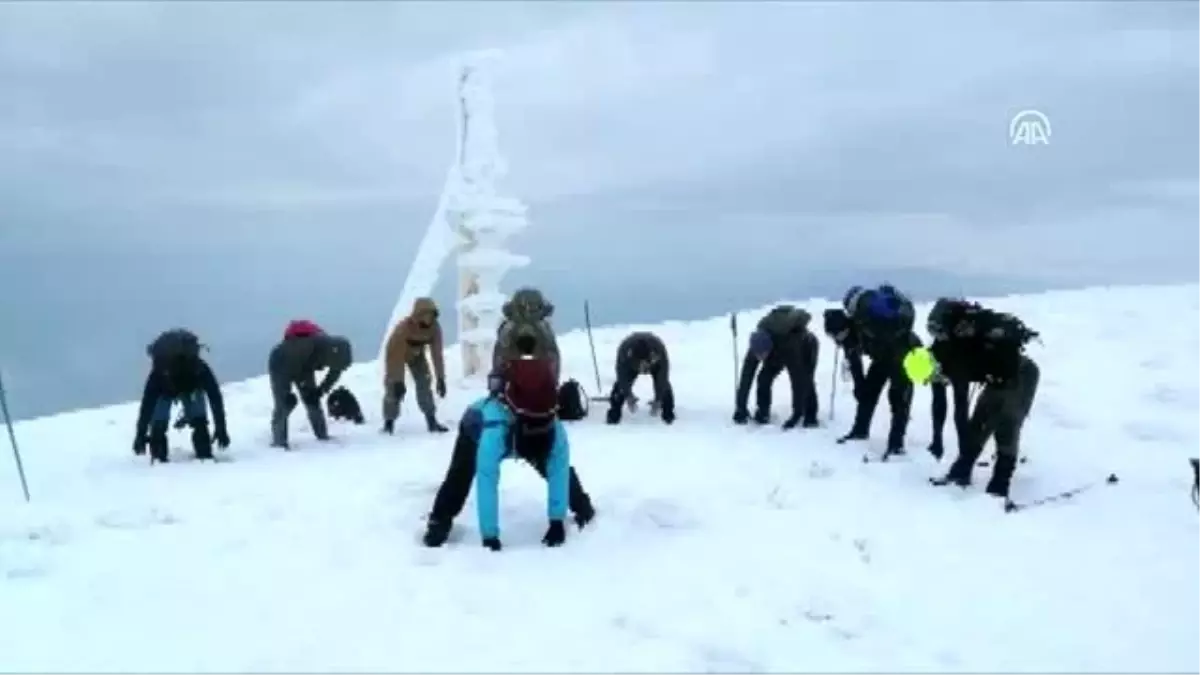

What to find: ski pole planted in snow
left=1189, top=458, right=1198, bottom=510
left=829, top=349, right=840, bottom=421
left=730, top=312, right=740, bottom=395
left=0, top=372, right=31, bottom=502
left=583, top=300, right=603, bottom=396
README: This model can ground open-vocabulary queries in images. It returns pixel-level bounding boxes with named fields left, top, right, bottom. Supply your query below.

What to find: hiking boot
left=149, top=434, right=169, bottom=463
left=382, top=419, right=395, bottom=435
left=986, top=454, right=1016, bottom=498
left=426, top=415, right=449, bottom=434
left=192, top=425, right=214, bottom=461
left=422, top=518, right=452, bottom=547
left=944, top=457, right=974, bottom=487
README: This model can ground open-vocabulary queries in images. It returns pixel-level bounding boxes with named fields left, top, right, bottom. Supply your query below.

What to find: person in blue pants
left=423, top=339, right=594, bottom=550
left=133, top=329, right=230, bottom=463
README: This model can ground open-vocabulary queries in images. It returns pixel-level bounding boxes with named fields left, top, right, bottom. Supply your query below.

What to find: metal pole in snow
left=0, top=372, right=31, bottom=502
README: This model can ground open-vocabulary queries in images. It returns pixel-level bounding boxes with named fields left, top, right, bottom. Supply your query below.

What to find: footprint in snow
left=13, top=525, right=71, bottom=547
left=694, top=645, right=764, bottom=673
left=5, top=565, right=49, bottom=581
left=1122, top=421, right=1186, bottom=444
left=95, top=508, right=180, bottom=530
left=631, top=499, right=699, bottom=531
left=1143, top=384, right=1197, bottom=409
left=394, top=482, right=438, bottom=499
left=852, top=537, right=872, bottom=564
left=807, top=461, right=834, bottom=480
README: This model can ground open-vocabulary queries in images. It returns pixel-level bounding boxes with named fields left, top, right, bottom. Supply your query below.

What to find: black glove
left=606, top=407, right=621, bottom=425
left=391, top=381, right=406, bottom=401
left=542, top=520, right=566, bottom=547
left=852, top=386, right=862, bottom=402
left=782, top=415, right=800, bottom=430
left=283, top=392, right=298, bottom=410
left=574, top=507, right=595, bottom=530
left=661, top=408, right=675, bottom=424
left=299, top=388, right=320, bottom=407
left=436, top=378, right=446, bottom=398
left=214, top=427, right=231, bottom=449
left=733, top=409, right=749, bottom=425
left=753, top=409, right=771, bottom=425
left=482, top=537, right=502, bottom=552
left=133, top=436, right=147, bottom=455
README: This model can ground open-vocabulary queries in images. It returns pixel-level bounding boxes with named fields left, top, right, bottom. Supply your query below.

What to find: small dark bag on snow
left=556, top=379, right=589, bottom=421
left=327, top=386, right=365, bottom=424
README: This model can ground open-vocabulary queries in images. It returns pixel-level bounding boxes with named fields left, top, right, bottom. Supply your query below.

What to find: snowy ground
left=1, top=284, right=1197, bottom=672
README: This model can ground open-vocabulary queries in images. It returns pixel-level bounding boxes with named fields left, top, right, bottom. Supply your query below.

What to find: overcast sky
left=0, top=1, right=1196, bottom=419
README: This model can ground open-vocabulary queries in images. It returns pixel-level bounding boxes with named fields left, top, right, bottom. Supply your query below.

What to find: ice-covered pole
left=378, top=50, right=531, bottom=382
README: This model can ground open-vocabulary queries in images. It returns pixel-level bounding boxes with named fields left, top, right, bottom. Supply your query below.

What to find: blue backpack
left=857, top=285, right=914, bottom=345
left=868, top=289, right=903, bottom=320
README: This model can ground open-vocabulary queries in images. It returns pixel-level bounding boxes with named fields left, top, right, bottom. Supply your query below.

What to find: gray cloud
left=0, top=1, right=1195, bottom=419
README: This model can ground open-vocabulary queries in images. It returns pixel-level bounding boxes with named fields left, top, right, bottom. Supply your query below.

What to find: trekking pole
left=583, top=300, right=603, bottom=396
left=0, top=372, right=31, bottom=502
left=829, top=348, right=840, bottom=421
left=1004, top=473, right=1118, bottom=513
left=730, top=313, right=740, bottom=394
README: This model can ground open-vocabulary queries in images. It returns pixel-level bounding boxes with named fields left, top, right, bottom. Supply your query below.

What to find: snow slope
left=1, top=284, right=1197, bottom=672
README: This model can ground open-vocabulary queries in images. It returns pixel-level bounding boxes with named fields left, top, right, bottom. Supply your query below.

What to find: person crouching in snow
left=733, top=305, right=819, bottom=429
left=422, top=335, right=595, bottom=550
left=381, top=297, right=449, bottom=435
left=267, top=320, right=352, bottom=450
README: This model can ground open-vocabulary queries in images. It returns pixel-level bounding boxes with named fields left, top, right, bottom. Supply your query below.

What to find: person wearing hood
left=267, top=321, right=352, bottom=450
left=493, top=287, right=561, bottom=381
left=733, top=305, right=818, bottom=430
left=382, top=297, right=449, bottom=434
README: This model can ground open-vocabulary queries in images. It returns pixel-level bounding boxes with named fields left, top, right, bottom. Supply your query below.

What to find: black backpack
left=147, top=329, right=204, bottom=364
left=556, top=379, right=589, bottom=421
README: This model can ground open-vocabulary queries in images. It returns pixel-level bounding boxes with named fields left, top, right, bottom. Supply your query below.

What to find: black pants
left=755, top=361, right=818, bottom=423
left=850, top=358, right=912, bottom=447
left=428, top=428, right=594, bottom=525
left=963, top=358, right=1040, bottom=464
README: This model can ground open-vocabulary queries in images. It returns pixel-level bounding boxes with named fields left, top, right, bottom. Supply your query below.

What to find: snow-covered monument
left=378, top=50, right=530, bottom=380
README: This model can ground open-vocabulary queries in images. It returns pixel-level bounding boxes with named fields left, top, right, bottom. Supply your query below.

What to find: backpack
left=556, top=379, right=589, bottom=421
left=760, top=305, right=811, bottom=336
left=284, top=319, right=324, bottom=339
left=947, top=302, right=1039, bottom=351
left=984, top=311, right=1038, bottom=349
left=502, top=357, right=559, bottom=434
left=856, top=285, right=914, bottom=345
left=147, top=329, right=203, bottom=364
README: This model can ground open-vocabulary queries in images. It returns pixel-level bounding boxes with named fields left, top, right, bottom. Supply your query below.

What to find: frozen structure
left=378, top=50, right=530, bottom=381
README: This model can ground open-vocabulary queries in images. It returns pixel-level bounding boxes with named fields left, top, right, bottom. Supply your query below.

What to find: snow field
left=1, top=284, right=1197, bottom=672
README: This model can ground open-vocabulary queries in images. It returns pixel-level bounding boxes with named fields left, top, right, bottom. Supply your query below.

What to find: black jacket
left=135, top=358, right=227, bottom=439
